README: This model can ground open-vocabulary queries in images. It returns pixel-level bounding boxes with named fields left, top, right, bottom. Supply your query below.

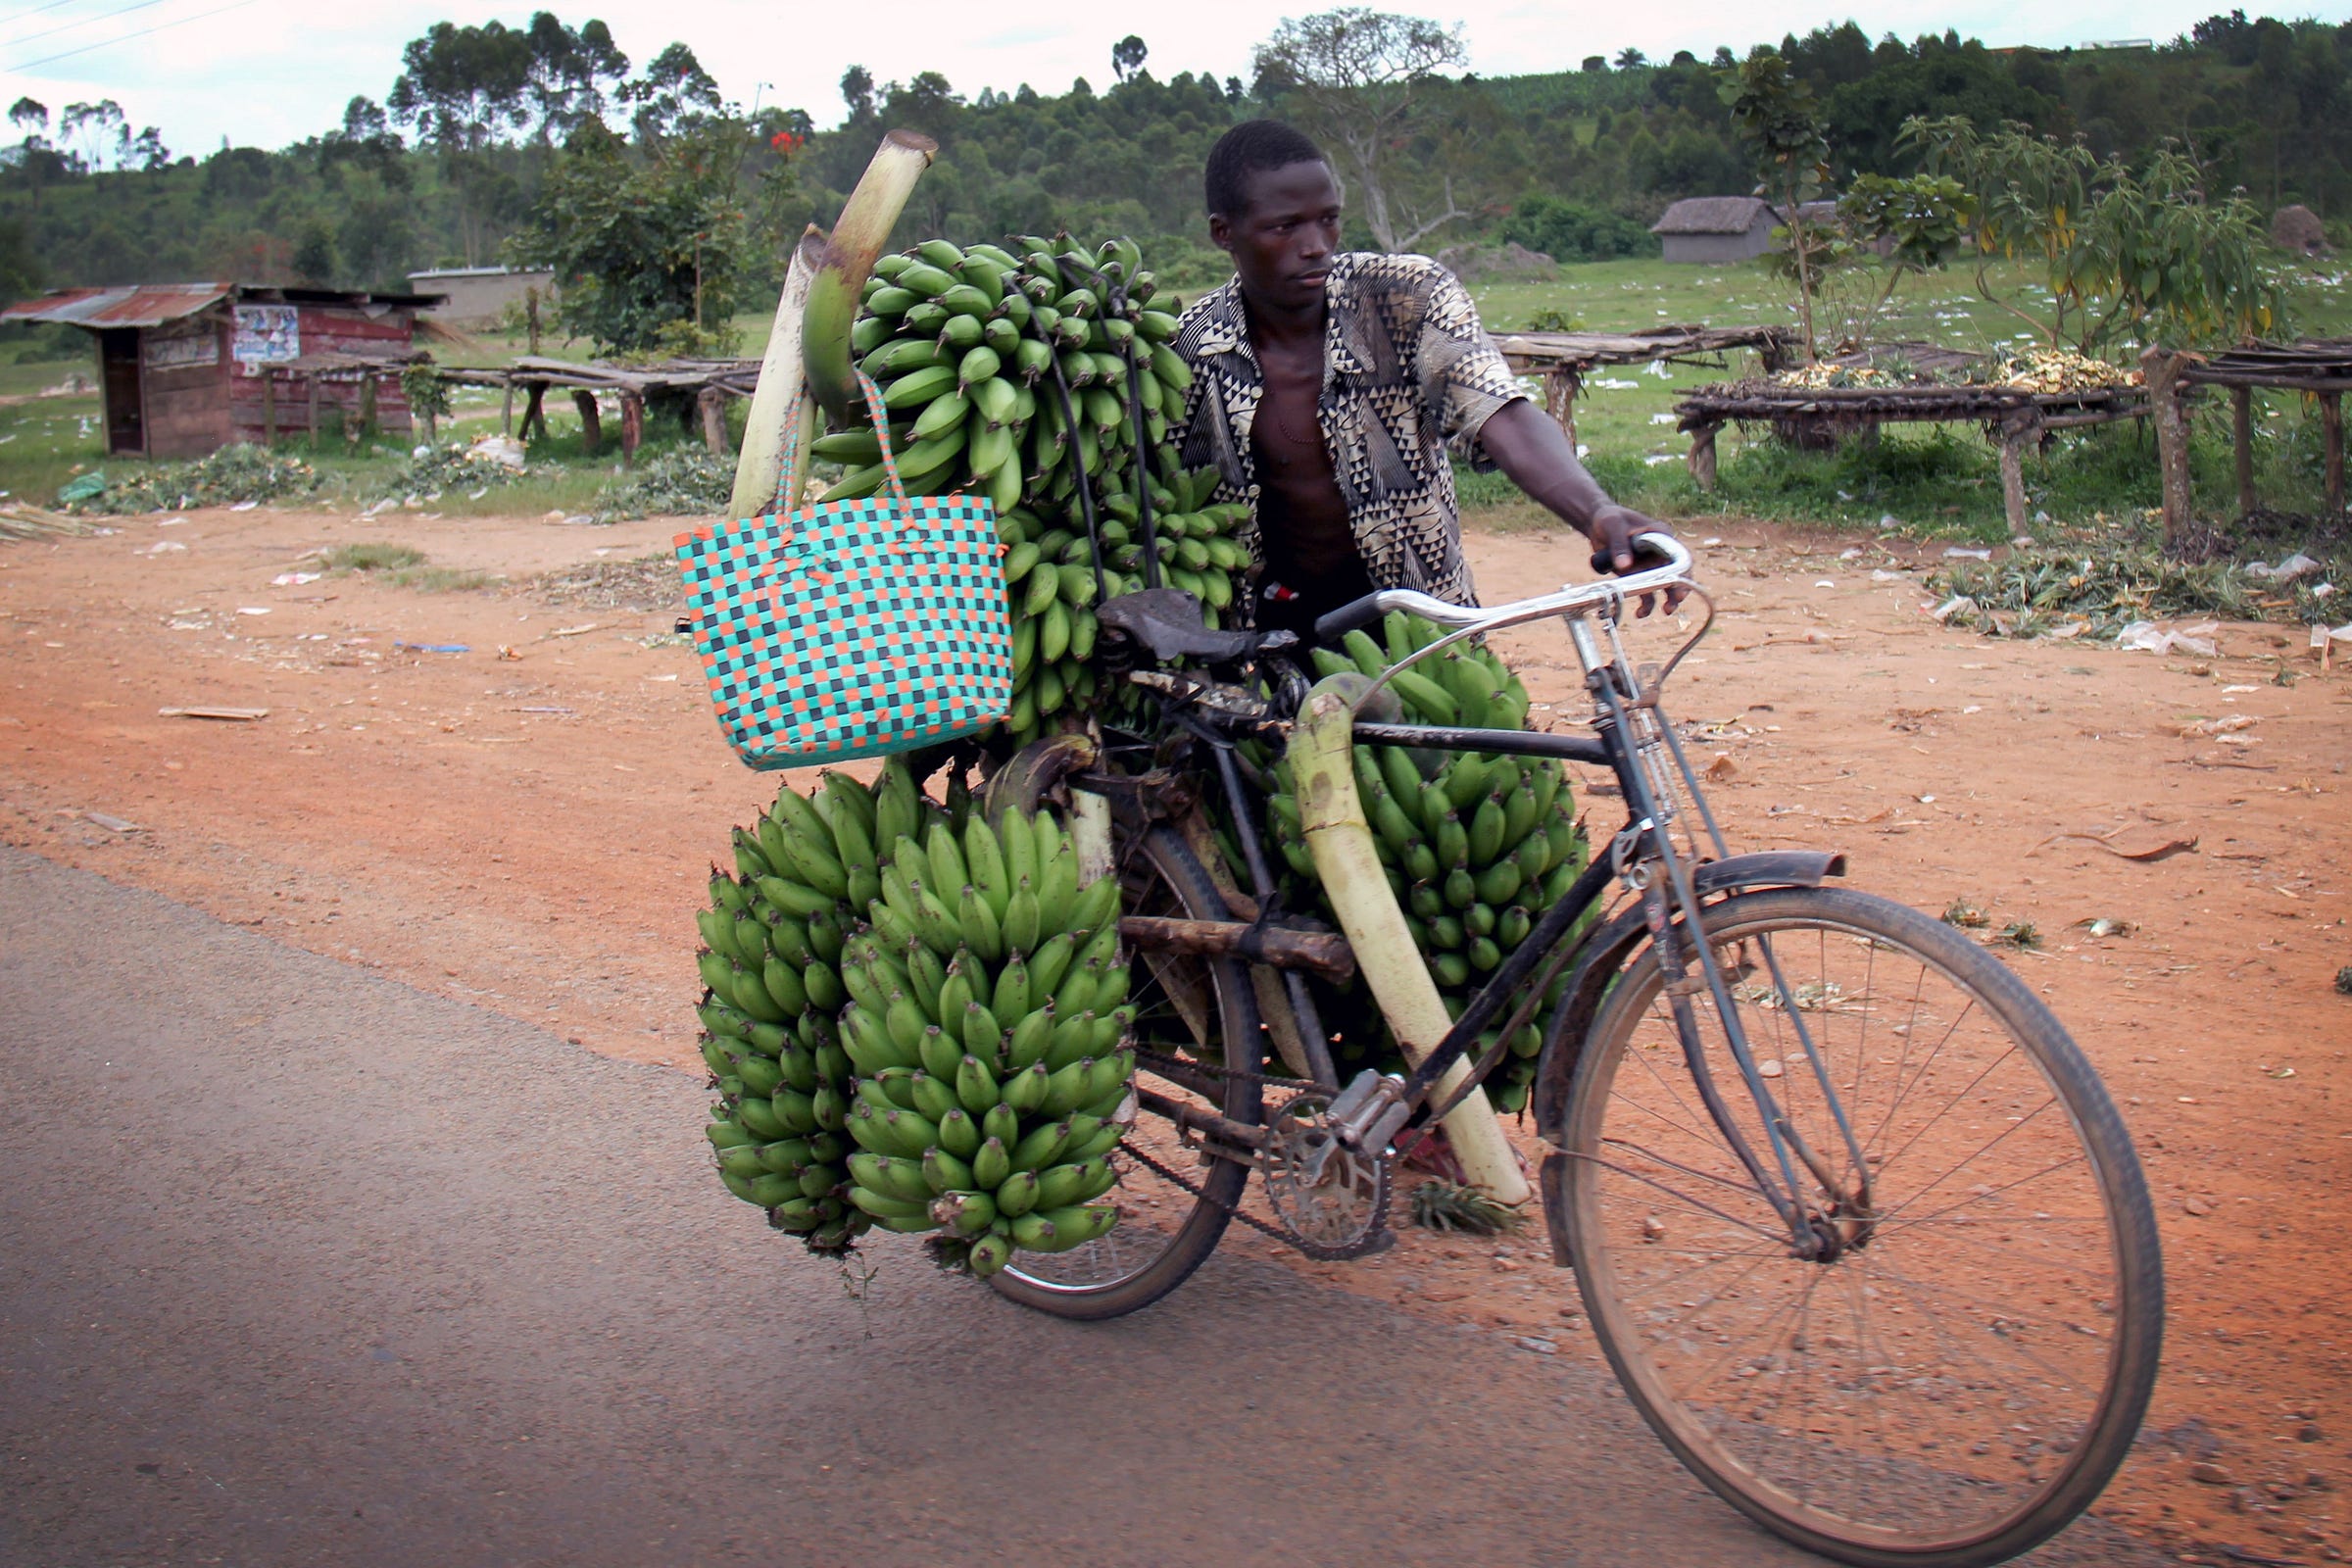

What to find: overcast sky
left=0, top=0, right=2339, bottom=158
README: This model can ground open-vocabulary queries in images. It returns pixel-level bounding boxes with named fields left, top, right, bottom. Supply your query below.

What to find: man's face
left=1210, top=160, right=1343, bottom=314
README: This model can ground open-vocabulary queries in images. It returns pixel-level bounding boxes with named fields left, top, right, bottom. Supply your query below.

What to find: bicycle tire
left=1558, top=886, right=2162, bottom=1568
left=988, top=821, right=1264, bottom=1321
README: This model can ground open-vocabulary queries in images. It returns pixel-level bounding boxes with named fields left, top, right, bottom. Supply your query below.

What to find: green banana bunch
left=699, top=757, right=944, bottom=1250
left=996, top=461, right=1247, bottom=745
left=835, top=803, right=1135, bottom=1272
left=1260, top=612, right=1588, bottom=1111
left=827, top=231, right=1250, bottom=749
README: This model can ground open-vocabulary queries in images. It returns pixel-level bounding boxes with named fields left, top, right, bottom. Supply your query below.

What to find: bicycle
left=967, top=534, right=2164, bottom=1568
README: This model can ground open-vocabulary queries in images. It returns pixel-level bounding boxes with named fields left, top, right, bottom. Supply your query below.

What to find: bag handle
left=773, top=370, right=909, bottom=516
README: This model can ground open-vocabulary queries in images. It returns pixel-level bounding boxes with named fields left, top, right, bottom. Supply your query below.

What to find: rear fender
left=1528, top=851, right=1844, bottom=1142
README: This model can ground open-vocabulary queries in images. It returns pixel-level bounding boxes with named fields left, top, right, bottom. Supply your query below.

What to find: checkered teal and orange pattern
left=673, top=374, right=1010, bottom=769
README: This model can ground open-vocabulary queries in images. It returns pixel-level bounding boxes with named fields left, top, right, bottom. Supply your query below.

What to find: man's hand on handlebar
left=1587, top=504, right=1688, bottom=615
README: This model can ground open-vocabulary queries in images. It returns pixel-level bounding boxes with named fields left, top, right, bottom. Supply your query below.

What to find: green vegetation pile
left=368, top=443, right=530, bottom=505
left=593, top=448, right=731, bottom=520
left=57, top=444, right=321, bottom=514
left=1929, top=543, right=2340, bottom=637
left=698, top=758, right=1132, bottom=1271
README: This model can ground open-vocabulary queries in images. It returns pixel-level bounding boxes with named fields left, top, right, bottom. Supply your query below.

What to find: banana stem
left=1294, top=674, right=1532, bottom=1205
left=729, top=227, right=825, bottom=519
left=801, top=128, right=938, bottom=420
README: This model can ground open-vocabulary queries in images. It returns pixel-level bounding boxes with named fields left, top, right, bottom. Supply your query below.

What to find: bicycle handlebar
left=1311, top=531, right=1693, bottom=643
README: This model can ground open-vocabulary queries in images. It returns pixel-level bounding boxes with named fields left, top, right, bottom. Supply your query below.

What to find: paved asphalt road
left=0, top=846, right=2165, bottom=1567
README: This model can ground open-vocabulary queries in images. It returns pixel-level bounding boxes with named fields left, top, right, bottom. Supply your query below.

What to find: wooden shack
left=0, top=282, right=444, bottom=459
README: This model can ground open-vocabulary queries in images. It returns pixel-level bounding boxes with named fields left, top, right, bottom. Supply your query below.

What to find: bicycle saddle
left=1097, top=589, right=1295, bottom=663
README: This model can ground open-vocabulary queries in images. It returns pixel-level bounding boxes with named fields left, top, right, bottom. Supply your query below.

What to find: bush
left=1499, top=195, right=1656, bottom=263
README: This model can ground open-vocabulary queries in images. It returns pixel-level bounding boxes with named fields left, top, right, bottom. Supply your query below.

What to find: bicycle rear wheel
left=1557, top=887, right=2161, bottom=1568
left=989, top=821, right=1263, bottom=1320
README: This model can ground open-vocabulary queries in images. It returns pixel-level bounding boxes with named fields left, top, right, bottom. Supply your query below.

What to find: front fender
left=1528, top=851, right=1844, bottom=1141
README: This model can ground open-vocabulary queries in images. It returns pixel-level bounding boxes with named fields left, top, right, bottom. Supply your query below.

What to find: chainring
left=1258, top=1089, right=1393, bottom=1260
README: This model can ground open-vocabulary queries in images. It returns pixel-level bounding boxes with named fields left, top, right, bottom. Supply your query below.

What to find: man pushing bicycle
left=1172, top=120, right=1678, bottom=641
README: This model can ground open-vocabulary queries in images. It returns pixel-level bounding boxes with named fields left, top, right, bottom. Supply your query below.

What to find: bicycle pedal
left=1327, top=1069, right=1385, bottom=1126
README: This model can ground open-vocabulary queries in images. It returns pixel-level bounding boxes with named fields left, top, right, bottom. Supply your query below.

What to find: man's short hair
left=1204, top=120, right=1329, bottom=219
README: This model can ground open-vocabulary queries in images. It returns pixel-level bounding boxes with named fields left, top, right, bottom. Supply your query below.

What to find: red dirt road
left=2, top=504, right=2346, bottom=1560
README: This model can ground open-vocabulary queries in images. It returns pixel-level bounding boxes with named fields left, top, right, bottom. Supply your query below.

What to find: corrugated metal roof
left=0, top=282, right=234, bottom=327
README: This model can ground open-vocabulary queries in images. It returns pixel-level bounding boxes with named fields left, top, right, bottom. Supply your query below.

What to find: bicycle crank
left=1258, top=1089, right=1394, bottom=1260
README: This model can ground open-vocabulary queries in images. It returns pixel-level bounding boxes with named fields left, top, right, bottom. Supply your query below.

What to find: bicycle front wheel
left=1558, top=887, right=2161, bottom=1568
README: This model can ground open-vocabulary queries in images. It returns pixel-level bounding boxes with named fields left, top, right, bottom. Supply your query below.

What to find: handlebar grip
left=1312, top=592, right=1387, bottom=644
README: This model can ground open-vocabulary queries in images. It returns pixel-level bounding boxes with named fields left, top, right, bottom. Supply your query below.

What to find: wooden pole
left=2141, top=346, right=2194, bottom=553
left=619, top=391, right=643, bottom=468
left=1688, top=421, right=1719, bottom=492
left=699, top=387, right=729, bottom=456
left=2231, top=386, right=2256, bottom=517
left=571, top=390, right=602, bottom=457
left=306, top=374, right=319, bottom=445
left=357, top=374, right=378, bottom=441
left=2324, top=391, right=2345, bottom=515
left=1998, top=428, right=2030, bottom=535
left=521, top=383, right=548, bottom=442
left=500, top=381, right=514, bottom=436
left=1544, top=368, right=1579, bottom=446
left=261, top=370, right=274, bottom=448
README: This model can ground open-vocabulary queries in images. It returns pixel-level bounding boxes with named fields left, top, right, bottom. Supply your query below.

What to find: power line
left=6, top=0, right=254, bottom=72
left=0, top=0, right=91, bottom=30
left=6, top=0, right=166, bottom=52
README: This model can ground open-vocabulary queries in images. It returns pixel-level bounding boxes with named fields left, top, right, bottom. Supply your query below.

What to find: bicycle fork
left=1575, top=613, right=1871, bottom=1262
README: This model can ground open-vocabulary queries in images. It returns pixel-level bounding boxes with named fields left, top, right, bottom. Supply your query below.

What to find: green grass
left=319, top=542, right=426, bottom=571
left=318, top=540, right=497, bottom=592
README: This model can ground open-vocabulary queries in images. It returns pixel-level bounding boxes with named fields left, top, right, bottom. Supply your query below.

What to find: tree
left=1906, top=115, right=2281, bottom=351
left=1112, top=34, right=1149, bottom=83
left=507, top=117, right=751, bottom=358
left=1827, top=171, right=1972, bottom=346
left=1720, top=52, right=1832, bottom=362
left=61, top=101, right=125, bottom=172
left=292, top=216, right=339, bottom=285
left=840, top=65, right=875, bottom=123
left=1614, top=48, right=1647, bottom=71
left=386, top=23, right=533, bottom=149
left=619, top=42, right=720, bottom=147
left=387, top=21, right=534, bottom=263
left=1250, top=8, right=1471, bottom=251
left=1581, top=55, right=1606, bottom=74
left=522, top=14, right=630, bottom=141
left=9, top=98, right=46, bottom=138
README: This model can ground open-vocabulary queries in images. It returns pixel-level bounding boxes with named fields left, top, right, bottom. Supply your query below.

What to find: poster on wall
left=231, top=305, right=300, bottom=366
left=144, top=327, right=219, bottom=370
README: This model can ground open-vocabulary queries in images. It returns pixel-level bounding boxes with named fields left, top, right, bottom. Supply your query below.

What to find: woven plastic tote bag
left=674, top=372, right=1012, bottom=769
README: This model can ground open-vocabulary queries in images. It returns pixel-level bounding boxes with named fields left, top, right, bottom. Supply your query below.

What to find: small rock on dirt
left=2191, top=1461, right=2233, bottom=1485
left=2184, top=1195, right=2216, bottom=1216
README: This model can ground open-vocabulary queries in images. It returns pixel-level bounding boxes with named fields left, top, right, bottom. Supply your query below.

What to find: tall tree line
left=0, top=9, right=2341, bottom=317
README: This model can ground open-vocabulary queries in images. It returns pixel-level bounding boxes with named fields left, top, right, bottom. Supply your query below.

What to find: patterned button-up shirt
left=1171, top=251, right=1527, bottom=611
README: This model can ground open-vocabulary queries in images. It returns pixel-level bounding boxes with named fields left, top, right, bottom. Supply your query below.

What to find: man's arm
left=1478, top=400, right=1671, bottom=576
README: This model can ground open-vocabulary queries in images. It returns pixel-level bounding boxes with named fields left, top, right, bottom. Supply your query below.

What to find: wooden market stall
left=1673, top=377, right=2150, bottom=532
left=2175, top=338, right=2351, bottom=517
left=0, top=282, right=443, bottom=458
left=1493, top=324, right=1791, bottom=446
left=432, top=356, right=760, bottom=464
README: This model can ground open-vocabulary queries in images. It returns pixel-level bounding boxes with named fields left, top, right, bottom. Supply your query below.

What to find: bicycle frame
left=1101, top=536, right=1873, bottom=1261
